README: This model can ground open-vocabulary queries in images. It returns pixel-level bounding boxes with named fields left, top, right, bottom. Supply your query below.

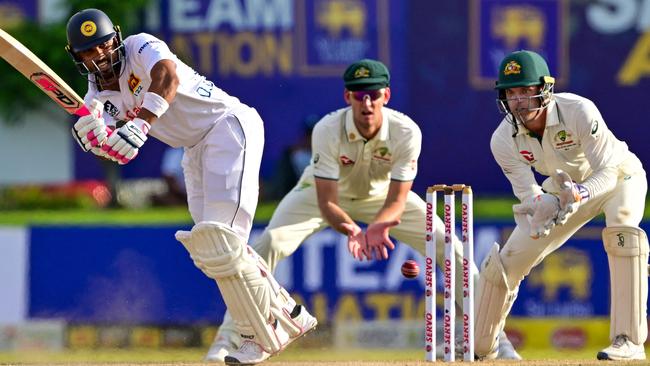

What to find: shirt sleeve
left=573, top=100, right=619, bottom=198
left=311, top=118, right=340, bottom=180
left=490, top=130, right=543, bottom=202
left=391, top=119, right=421, bottom=181
left=128, top=34, right=176, bottom=75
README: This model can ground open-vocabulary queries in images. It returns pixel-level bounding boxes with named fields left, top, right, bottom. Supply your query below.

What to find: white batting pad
left=474, top=243, right=517, bottom=359
left=603, top=226, right=649, bottom=345
left=175, top=222, right=301, bottom=354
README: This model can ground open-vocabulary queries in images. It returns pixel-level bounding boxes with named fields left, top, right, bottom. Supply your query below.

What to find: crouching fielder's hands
left=101, top=118, right=150, bottom=165
left=513, top=193, right=560, bottom=239
left=72, top=99, right=111, bottom=152
left=341, top=222, right=369, bottom=261
left=365, top=220, right=400, bottom=260
left=552, top=169, right=590, bottom=225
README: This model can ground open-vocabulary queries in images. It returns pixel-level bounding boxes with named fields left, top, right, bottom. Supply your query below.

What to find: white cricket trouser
left=481, top=169, right=648, bottom=352
left=181, top=106, right=264, bottom=240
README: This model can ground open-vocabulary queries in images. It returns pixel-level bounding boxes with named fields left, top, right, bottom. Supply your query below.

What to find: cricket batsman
left=65, top=8, right=316, bottom=365
left=474, top=50, right=647, bottom=360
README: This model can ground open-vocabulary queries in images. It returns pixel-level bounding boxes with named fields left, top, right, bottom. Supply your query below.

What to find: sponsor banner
left=0, top=320, right=65, bottom=351
left=26, top=222, right=650, bottom=324
left=505, top=317, right=611, bottom=350
left=0, top=227, right=28, bottom=324
left=469, top=0, right=569, bottom=88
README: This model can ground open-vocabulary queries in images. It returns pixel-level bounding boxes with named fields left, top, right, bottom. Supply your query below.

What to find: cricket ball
left=401, top=260, right=420, bottom=279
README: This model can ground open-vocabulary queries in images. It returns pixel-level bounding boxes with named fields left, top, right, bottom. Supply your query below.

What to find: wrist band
left=141, top=92, right=169, bottom=118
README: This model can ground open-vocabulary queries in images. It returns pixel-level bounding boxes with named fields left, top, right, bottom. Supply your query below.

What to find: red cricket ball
left=401, top=259, right=420, bottom=279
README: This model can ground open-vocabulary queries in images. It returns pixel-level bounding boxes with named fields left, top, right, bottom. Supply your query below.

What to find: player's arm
left=137, top=59, right=179, bottom=125
left=314, top=177, right=354, bottom=234
left=101, top=58, right=179, bottom=164
left=363, top=179, right=409, bottom=260
left=490, top=131, right=543, bottom=202
left=315, top=177, right=368, bottom=261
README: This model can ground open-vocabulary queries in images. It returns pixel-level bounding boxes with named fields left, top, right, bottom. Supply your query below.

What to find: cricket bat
left=0, top=28, right=89, bottom=117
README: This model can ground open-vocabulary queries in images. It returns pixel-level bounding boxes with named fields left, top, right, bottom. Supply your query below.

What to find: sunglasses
left=350, top=89, right=384, bottom=102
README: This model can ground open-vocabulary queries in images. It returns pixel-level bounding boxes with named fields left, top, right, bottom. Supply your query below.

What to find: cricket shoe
left=496, top=330, right=522, bottom=360
left=224, top=305, right=317, bottom=365
left=285, top=304, right=318, bottom=344
left=204, top=332, right=239, bottom=362
left=597, top=334, right=646, bottom=360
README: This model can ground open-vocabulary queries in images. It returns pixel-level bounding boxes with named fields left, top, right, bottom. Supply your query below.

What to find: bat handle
left=74, top=105, right=90, bottom=117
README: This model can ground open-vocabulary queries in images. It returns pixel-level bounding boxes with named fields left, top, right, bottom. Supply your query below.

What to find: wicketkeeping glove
left=100, top=118, right=150, bottom=165
left=552, top=169, right=590, bottom=225
left=71, top=99, right=110, bottom=152
left=513, top=193, right=561, bottom=239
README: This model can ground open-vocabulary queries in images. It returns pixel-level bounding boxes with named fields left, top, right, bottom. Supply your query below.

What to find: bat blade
left=0, top=28, right=88, bottom=117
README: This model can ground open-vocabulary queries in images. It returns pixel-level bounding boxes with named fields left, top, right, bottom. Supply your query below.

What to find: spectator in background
left=265, top=114, right=320, bottom=200
left=151, top=147, right=187, bottom=206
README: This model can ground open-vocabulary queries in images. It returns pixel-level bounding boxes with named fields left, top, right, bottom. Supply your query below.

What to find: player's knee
left=175, top=221, right=248, bottom=279
left=603, top=226, right=649, bottom=257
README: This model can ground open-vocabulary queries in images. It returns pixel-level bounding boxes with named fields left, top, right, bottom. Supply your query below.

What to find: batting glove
left=101, top=118, right=150, bottom=165
left=513, top=193, right=561, bottom=239
left=72, top=99, right=110, bottom=152
left=552, top=169, right=590, bottom=225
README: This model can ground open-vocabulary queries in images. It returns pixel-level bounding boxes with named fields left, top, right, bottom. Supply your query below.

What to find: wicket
left=425, top=184, right=474, bottom=362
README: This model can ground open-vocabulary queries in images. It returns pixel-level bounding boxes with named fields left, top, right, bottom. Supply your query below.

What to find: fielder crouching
left=475, top=50, right=648, bottom=361
left=64, top=8, right=316, bottom=365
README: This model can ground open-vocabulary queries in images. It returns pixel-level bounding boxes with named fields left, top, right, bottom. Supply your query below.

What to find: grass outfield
left=0, top=347, right=648, bottom=365
left=0, top=197, right=569, bottom=226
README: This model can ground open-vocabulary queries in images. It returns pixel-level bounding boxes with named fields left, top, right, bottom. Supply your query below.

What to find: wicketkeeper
left=475, top=50, right=648, bottom=361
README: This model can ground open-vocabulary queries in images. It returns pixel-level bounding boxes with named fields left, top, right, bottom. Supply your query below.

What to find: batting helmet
left=495, top=50, right=554, bottom=90
left=66, top=8, right=120, bottom=53
left=495, top=50, right=555, bottom=126
left=65, top=9, right=124, bottom=84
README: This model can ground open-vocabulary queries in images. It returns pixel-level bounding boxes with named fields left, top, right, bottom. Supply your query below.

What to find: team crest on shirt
left=128, top=72, right=143, bottom=96
left=340, top=155, right=355, bottom=165
left=372, top=146, right=392, bottom=161
left=553, top=130, right=578, bottom=150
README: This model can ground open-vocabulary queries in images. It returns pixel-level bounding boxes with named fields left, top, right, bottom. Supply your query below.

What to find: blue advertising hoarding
left=28, top=222, right=645, bottom=324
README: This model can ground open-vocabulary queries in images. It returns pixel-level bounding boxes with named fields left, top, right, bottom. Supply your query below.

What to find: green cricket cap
left=495, top=50, right=553, bottom=90
left=343, top=59, right=390, bottom=91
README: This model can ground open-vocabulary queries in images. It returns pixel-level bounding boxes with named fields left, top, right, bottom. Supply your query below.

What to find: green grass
left=0, top=347, right=643, bottom=365
left=0, top=198, right=522, bottom=226
left=0, top=197, right=644, bottom=226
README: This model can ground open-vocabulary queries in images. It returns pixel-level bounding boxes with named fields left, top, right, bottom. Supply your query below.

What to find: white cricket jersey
left=299, top=107, right=421, bottom=199
left=490, top=92, right=644, bottom=202
left=83, top=33, right=246, bottom=148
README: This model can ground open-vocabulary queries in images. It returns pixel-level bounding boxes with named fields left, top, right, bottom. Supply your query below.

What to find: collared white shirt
left=299, top=107, right=421, bottom=199
left=491, top=92, right=643, bottom=201
left=83, top=33, right=245, bottom=148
